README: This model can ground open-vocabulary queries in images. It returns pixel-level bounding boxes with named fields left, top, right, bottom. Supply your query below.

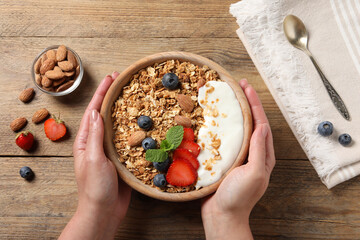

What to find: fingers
left=240, top=79, right=276, bottom=174
left=112, top=71, right=120, bottom=80
left=247, top=123, right=268, bottom=171
left=265, top=128, right=276, bottom=173
left=73, top=74, right=116, bottom=157
left=239, top=79, right=269, bottom=128
left=86, top=110, right=105, bottom=161
left=86, top=75, right=114, bottom=112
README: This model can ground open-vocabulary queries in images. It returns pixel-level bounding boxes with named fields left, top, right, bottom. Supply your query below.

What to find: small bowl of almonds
left=32, top=45, right=83, bottom=96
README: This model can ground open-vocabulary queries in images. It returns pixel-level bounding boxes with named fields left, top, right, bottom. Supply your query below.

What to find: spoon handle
left=308, top=54, right=350, bottom=120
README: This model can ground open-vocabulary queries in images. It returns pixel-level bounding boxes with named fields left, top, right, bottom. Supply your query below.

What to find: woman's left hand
left=59, top=72, right=131, bottom=240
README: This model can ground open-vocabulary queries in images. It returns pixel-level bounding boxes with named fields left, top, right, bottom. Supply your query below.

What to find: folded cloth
left=230, top=0, right=360, bottom=188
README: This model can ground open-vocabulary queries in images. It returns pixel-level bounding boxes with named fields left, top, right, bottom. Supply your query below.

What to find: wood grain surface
left=0, top=0, right=359, bottom=239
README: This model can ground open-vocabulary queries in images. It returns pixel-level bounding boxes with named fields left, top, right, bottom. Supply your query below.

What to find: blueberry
left=20, top=166, right=34, bottom=181
left=142, top=137, right=157, bottom=150
left=137, top=116, right=153, bottom=130
left=339, top=133, right=352, bottom=146
left=162, top=73, right=179, bottom=90
left=153, top=157, right=171, bottom=172
left=317, top=121, right=333, bottom=136
left=153, top=174, right=167, bottom=187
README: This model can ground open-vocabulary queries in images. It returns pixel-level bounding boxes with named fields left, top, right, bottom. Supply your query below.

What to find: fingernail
left=91, top=110, right=98, bottom=121
left=261, top=124, right=268, bottom=137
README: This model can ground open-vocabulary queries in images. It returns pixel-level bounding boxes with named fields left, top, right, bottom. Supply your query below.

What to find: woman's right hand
left=201, top=79, right=276, bottom=240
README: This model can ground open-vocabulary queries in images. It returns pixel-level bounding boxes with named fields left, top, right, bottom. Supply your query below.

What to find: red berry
left=173, top=148, right=199, bottom=170
left=166, top=159, right=197, bottom=187
left=44, top=116, right=67, bottom=141
left=178, top=140, right=201, bottom=157
left=183, top=128, right=195, bottom=142
left=15, top=131, right=34, bottom=151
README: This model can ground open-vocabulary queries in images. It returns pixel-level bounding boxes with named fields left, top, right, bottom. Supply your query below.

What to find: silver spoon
left=283, top=15, right=350, bottom=121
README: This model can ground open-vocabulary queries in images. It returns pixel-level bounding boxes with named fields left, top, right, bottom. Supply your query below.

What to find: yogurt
left=195, top=81, right=244, bottom=188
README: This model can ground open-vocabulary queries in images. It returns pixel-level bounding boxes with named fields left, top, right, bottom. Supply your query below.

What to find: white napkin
left=230, top=0, right=360, bottom=188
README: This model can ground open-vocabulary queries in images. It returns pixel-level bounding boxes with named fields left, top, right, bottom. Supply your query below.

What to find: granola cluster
left=112, top=60, right=221, bottom=192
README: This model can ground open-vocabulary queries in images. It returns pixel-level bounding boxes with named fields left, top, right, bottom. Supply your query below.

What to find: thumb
left=86, top=109, right=105, bottom=160
left=247, top=123, right=268, bottom=171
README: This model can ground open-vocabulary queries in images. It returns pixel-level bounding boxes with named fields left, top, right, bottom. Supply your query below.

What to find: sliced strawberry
left=178, top=140, right=201, bottom=157
left=44, top=116, right=67, bottom=141
left=166, top=159, right=197, bottom=187
left=183, top=128, right=195, bottom=142
left=173, top=148, right=199, bottom=170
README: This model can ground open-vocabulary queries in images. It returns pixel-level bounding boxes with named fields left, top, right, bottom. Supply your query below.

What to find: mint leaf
left=160, top=139, right=174, bottom=151
left=166, top=125, right=184, bottom=149
left=145, top=149, right=168, bottom=162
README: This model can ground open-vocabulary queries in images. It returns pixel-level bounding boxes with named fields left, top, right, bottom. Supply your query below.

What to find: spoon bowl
left=283, top=15, right=309, bottom=52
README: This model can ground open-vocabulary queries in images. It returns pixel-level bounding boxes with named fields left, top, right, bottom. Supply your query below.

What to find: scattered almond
left=19, top=88, right=35, bottom=103
left=174, top=115, right=192, bottom=128
left=32, top=108, right=49, bottom=123
left=176, top=94, right=194, bottom=112
left=56, top=80, right=74, bottom=92
left=45, top=66, right=65, bottom=80
left=197, top=78, right=206, bottom=91
left=10, top=117, right=27, bottom=132
left=56, top=45, right=67, bottom=62
left=34, top=58, right=42, bottom=74
left=128, top=131, right=146, bottom=147
left=41, top=76, right=53, bottom=88
left=40, top=59, right=55, bottom=75
left=58, top=61, right=74, bottom=72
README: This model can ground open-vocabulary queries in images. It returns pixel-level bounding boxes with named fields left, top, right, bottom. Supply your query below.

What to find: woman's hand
left=201, top=79, right=276, bottom=240
left=59, top=72, right=131, bottom=240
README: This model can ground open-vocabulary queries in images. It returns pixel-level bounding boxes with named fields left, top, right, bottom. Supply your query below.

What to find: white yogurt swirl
left=195, top=81, right=244, bottom=188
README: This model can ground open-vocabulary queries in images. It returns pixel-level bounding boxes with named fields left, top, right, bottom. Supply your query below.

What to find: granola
left=112, top=60, right=221, bottom=192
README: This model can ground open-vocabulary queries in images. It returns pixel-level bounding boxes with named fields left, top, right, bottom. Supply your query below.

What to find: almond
left=41, top=54, right=47, bottom=64
left=56, top=45, right=67, bottom=62
left=174, top=115, right=192, bottom=128
left=45, top=66, right=65, bottom=80
left=64, top=70, right=75, bottom=77
left=176, top=94, right=194, bottom=112
left=127, top=131, right=146, bottom=147
left=58, top=61, right=74, bottom=72
left=35, top=74, right=42, bottom=86
left=19, top=88, right=35, bottom=103
left=67, top=50, right=77, bottom=68
left=43, top=86, right=54, bottom=92
left=41, top=76, right=53, bottom=88
left=75, top=65, right=80, bottom=79
left=46, top=50, right=57, bottom=62
left=197, top=78, right=206, bottom=91
left=40, top=59, right=55, bottom=75
left=32, top=108, right=49, bottom=123
left=53, top=78, right=66, bottom=87
left=34, top=58, right=42, bottom=74
left=56, top=80, right=74, bottom=92
left=10, top=117, right=27, bottom=132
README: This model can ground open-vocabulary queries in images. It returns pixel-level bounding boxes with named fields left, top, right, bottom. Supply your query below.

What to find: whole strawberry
left=44, top=115, right=67, bottom=141
left=16, top=131, right=34, bottom=151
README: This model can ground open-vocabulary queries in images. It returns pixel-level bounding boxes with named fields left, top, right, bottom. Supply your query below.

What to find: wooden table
left=1, top=1, right=359, bottom=239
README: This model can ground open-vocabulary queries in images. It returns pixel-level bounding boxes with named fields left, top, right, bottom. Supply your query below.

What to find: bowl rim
left=31, top=45, right=84, bottom=96
left=100, top=51, right=253, bottom=202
